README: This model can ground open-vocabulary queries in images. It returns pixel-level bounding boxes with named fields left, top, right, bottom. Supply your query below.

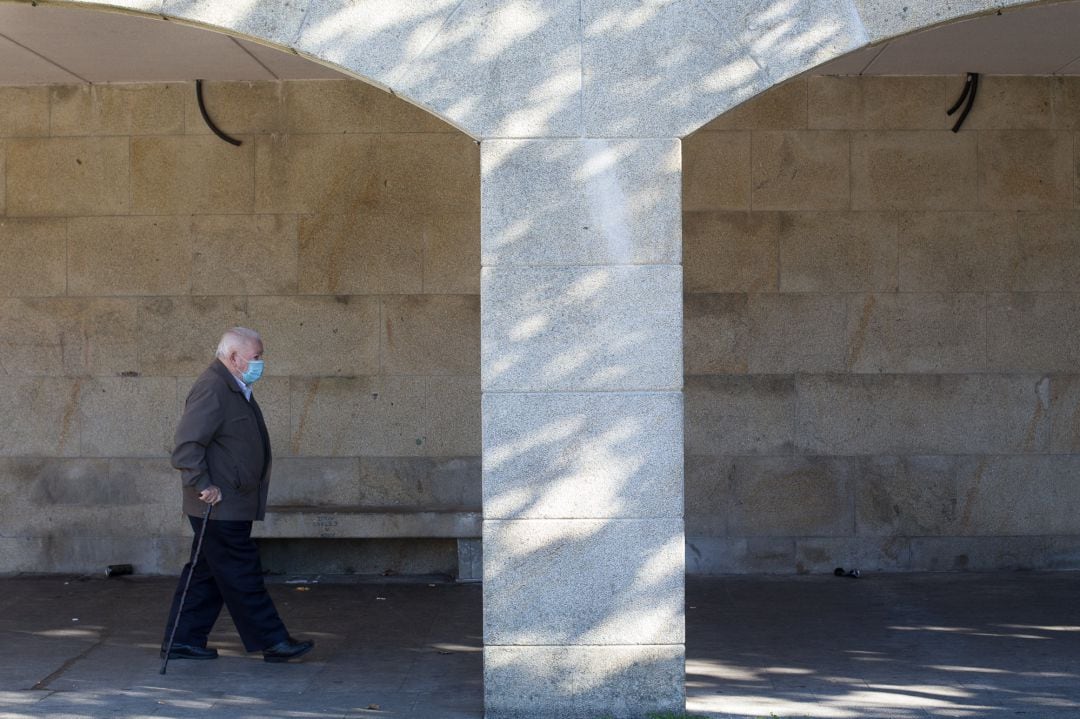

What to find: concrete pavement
left=1, top=572, right=1078, bottom=718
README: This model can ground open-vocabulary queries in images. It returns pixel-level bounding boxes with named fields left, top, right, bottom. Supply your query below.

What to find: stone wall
left=684, top=75, right=1080, bottom=573
left=6, top=74, right=1080, bottom=577
left=0, top=80, right=480, bottom=574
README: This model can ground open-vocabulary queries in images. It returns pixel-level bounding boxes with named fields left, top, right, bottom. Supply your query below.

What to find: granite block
left=777, top=211, right=898, bottom=292
left=684, top=375, right=796, bottom=456
left=288, top=375, right=468, bottom=458
left=725, top=456, right=858, bottom=538
left=289, top=376, right=388, bottom=457
left=1013, top=212, right=1080, bottom=291
left=1048, top=374, right=1080, bottom=453
left=700, top=0, right=867, bottom=85
left=796, top=373, right=1053, bottom=455
left=13, top=534, right=187, bottom=575
left=751, top=131, right=850, bottom=210
left=861, top=76, right=948, bottom=130
left=298, top=213, right=423, bottom=295
left=182, top=80, right=285, bottom=135
left=483, top=518, right=684, bottom=645
left=908, top=535, right=1080, bottom=572
left=747, top=293, right=847, bottom=373
left=795, top=536, right=913, bottom=573
left=264, top=457, right=363, bottom=506
left=949, top=75, right=1055, bottom=130
left=358, top=456, right=481, bottom=508
left=483, top=391, right=682, bottom=519
left=978, top=130, right=1073, bottom=210
left=857, top=454, right=1080, bottom=538
left=256, top=133, right=478, bottom=215
left=0, top=219, right=67, bottom=297
left=1053, top=76, right=1080, bottom=130
left=423, top=375, right=482, bottom=456
left=845, top=293, right=987, bottom=373
left=683, top=293, right=749, bottom=375
left=683, top=455, right=734, bottom=537
left=131, top=135, right=255, bottom=214
left=380, top=295, right=480, bottom=375
left=682, top=132, right=750, bottom=211
left=898, top=211, right=1018, bottom=292
left=0, top=298, right=139, bottom=377
left=809, top=76, right=947, bottom=130
left=6, top=137, right=129, bottom=216
left=0, top=377, right=82, bottom=457
left=482, top=265, right=682, bottom=392
left=481, top=138, right=681, bottom=266
left=582, top=0, right=767, bottom=137
left=987, top=294, right=1080, bottom=371
left=137, top=296, right=251, bottom=377
left=248, top=295, right=381, bottom=377
left=50, top=82, right=186, bottom=136
left=78, top=377, right=176, bottom=457
left=686, top=537, right=797, bottom=574
left=852, top=131, right=977, bottom=210
left=0, top=86, right=49, bottom=136
left=682, top=211, right=779, bottom=293
left=422, top=212, right=481, bottom=295
left=192, top=215, right=299, bottom=296
left=68, top=216, right=193, bottom=296
left=294, top=0, right=463, bottom=92
left=394, top=0, right=582, bottom=137
left=807, top=75, right=863, bottom=130
left=484, top=644, right=684, bottom=719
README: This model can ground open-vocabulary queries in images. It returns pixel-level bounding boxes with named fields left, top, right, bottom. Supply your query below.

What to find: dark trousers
left=163, top=515, right=288, bottom=652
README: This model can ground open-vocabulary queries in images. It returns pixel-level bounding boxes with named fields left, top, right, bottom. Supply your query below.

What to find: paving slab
left=1, top=573, right=1078, bottom=718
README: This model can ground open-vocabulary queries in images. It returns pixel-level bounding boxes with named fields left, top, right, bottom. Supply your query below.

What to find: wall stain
left=57, top=379, right=82, bottom=452
left=846, top=294, right=876, bottom=369
left=1022, top=377, right=1051, bottom=451
left=291, top=378, right=320, bottom=455
left=959, top=459, right=987, bottom=531
left=1069, top=390, right=1080, bottom=451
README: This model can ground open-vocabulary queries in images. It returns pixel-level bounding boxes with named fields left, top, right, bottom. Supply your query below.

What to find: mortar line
left=0, top=31, right=89, bottom=84
left=386, top=0, right=469, bottom=88
left=30, top=635, right=106, bottom=691
left=230, top=36, right=278, bottom=80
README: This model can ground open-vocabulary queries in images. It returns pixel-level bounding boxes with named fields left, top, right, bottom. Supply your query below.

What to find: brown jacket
left=172, top=359, right=272, bottom=521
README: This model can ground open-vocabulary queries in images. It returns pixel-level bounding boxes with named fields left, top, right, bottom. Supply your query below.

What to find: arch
left=39, top=0, right=1058, bottom=140
left=25, top=0, right=478, bottom=137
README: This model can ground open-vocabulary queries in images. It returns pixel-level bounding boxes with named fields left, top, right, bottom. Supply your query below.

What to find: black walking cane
left=160, top=502, right=213, bottom=674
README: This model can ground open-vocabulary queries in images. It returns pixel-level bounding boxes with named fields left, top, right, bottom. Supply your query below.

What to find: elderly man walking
left=161, top=327, right=313, bottom=663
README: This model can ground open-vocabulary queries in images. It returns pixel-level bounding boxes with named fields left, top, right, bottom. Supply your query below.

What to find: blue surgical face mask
left=241, top=359, right=264, bottom=385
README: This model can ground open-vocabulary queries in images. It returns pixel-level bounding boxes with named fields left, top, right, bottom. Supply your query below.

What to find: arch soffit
left=44, top=0, right=1057, bottom=139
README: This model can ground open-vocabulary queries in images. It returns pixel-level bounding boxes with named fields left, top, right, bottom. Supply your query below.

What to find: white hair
left=215, top=327, right=262, bottom=359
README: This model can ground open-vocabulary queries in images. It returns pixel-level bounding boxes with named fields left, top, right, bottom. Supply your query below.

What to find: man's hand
left=198, top=485, right=222, bottom=505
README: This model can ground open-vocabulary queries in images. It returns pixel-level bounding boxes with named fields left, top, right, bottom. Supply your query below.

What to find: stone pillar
left=480, top=138, right=685, bottom=719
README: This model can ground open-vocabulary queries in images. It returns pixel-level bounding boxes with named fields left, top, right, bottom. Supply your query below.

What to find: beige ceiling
left=817, top=1, right=1080, bottom=75
left=0, top=1, right=1076, bottom=85
left=0, top=3, right=346, bottom=84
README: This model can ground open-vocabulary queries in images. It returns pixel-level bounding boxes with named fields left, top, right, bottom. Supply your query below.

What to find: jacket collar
left=211, top=358, right=244, bottom=393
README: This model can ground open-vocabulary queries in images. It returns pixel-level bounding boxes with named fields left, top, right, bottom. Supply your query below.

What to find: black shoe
left=262, top=637, right=314, bottom=663
left=161, top=643, right=218, bottom=660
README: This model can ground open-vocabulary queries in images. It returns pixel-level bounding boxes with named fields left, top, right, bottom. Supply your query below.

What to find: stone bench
left=252, top=505, right=482, bottom=581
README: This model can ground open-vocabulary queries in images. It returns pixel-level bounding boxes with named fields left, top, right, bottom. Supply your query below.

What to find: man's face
left=230, top=340, right=263, bottom=375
